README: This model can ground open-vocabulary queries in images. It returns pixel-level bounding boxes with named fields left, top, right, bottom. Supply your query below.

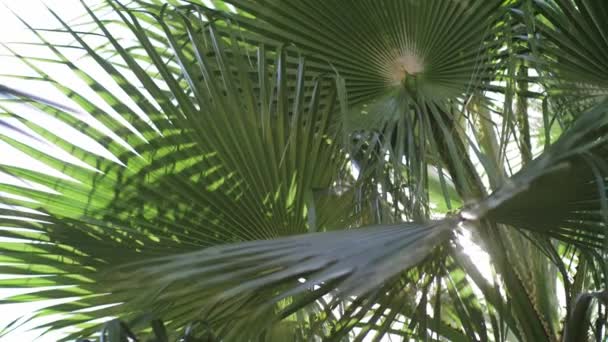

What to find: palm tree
left=0, top=0, right=607, bottom=340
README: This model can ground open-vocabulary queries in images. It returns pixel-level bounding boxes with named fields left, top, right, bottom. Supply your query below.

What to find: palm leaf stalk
left=0, top=0, right=607, bottom=341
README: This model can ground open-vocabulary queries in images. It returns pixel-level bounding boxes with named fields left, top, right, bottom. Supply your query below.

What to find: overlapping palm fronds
left=0, top=0, right=608, bottom=341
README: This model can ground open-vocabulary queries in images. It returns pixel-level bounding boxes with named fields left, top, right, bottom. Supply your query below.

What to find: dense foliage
left=1, top=0, right=608, bottom=341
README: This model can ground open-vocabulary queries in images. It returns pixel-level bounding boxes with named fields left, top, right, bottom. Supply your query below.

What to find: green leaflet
left=1, top=1, right=608, bottom=341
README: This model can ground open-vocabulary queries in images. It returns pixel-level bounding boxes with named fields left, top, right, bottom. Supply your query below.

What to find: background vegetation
left=1, top=0, right=608, bottom=341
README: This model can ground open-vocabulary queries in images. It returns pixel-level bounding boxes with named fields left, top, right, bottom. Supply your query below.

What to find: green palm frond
left=1, top=0, right=608, bottom=341
left=531, top=0, right=608, bottom=115
left=533, top=0, right=608, bottom=90
left=0, top=84, right=79, bottom=112
left=474, top=100, right=608, bottom=252
left=210, top=0, right=505, bottom=100
left=0, top=2, right=359, bottom=338
left=107, top=221, right=454, bottom=340
left=207, top=0, right=507, bottom=197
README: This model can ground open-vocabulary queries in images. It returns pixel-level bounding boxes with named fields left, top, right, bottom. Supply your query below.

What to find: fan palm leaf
left=1, top=0, right=608, bottom=341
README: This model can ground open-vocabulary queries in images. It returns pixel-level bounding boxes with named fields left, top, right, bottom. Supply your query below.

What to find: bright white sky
left=0, top=1, right=505, bottom=341
left=0, top=2, right=95, bottom=340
